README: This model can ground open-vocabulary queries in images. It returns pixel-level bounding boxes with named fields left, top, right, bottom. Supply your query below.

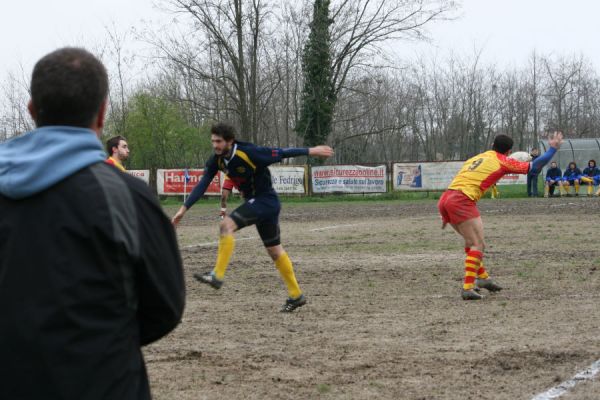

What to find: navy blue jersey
left=185, top=141, right=308, bottom=209
left=545, top=167, right=562, bottom=180
left=582, top=166, right=600, bottom=177
left=563, top=167, right=582, bottom=180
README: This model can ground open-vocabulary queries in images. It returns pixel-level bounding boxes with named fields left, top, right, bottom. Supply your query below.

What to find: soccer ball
left=508, top=151, right=532, bottom=162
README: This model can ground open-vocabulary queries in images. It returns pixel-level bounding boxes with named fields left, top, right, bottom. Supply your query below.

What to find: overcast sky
left=1, top=0, right=599, bottom=81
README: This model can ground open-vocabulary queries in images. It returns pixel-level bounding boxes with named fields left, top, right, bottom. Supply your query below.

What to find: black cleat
left=280, top=294, right=307, bottom=312
left=194, top=272, right=223, bottom=289
left=461, top=289, right=483, bottom=300
left=476, top=278, right=503, bottom=292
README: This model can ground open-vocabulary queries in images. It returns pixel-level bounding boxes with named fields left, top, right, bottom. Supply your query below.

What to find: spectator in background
left=105, top=135, right=129, bottom=171
left=527, top=148, right=540, bottom=197
left=544, top=161, right=563, bottom=197
left=0, top=47, right=185, bottom=400
left=581, top=159, right=600, bottom=196
left=562, top=162, right=582, bottom=196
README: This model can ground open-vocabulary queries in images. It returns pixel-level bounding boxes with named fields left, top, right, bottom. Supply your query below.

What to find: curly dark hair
left=210, top=123, right=236, bottom=141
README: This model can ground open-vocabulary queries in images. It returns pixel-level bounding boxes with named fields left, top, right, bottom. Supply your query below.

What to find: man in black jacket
left=0, top=48, right=185, bottom=400
left=527, top=148, right=540, bottom=197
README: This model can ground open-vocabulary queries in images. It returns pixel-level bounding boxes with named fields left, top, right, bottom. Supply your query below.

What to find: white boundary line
left=309, top=223, right=362, bottom=232
left=182, top=223, right=365, bottom=249
left=531, top=359, right=600, bottom=399
left=182, top=236, right=257, bottom=249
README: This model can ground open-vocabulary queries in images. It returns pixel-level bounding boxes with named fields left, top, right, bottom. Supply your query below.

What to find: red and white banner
left=311, top=165, right=386, bottom=193
left=126, top=169, right=150, bottom=184
left=157, top=169, right=222, bottom=196
left=497, top=173, right=527, bottom=185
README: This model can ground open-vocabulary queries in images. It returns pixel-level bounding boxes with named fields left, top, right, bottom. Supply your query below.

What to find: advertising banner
left=157, top=169, right=222, bottom=195
left=126, top=170, right=150, bottom=184
left=311, top=165, right=386, bottom=193
left=393, top=161, right=528, bottom=190
left=269, top=166, right=307, bottom=194
left=393, top=162, right=462, bottom=190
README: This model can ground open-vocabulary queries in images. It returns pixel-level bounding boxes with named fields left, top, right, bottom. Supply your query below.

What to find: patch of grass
left=317, top=383, right=332, bottom=394
left=369, top=381, right=385, bottom=389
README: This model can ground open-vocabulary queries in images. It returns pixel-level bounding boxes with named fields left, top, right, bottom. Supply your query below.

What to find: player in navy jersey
left=172, top=123, right=333, bottom=312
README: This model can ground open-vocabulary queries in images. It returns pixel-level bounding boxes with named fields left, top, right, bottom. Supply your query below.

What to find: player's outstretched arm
left=530, top=131, right=564, bottom=174
left=308, top=145, right=334, bottom=158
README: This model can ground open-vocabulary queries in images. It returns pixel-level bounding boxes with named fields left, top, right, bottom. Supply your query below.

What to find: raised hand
left=309, top=145, right=334, bottom=158
left=548, top=131, right=564, bottom=149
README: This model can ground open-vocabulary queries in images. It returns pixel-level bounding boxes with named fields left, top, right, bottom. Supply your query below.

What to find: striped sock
left=477, top=261, right=489, bottom=280
left=464, top=250, right=483, bottom=290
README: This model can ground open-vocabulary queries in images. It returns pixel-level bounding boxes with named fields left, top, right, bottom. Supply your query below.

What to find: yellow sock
left=275, top=252, right=302, bottom=299
left=213, top=235, right=235, bottom=280
left=491, top=185, right=499, bottom=199
left=588, top=185, right=593, bottom=195
left=544, top=186, right=549, bottom=197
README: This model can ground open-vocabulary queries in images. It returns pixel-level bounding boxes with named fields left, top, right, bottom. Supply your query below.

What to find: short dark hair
left=589, top=159, right=596, bottom=166
left=106, top=135, right=127, bottom=155
left=210, top=123, right=236, bottom=141
left=492, top=134, right=514, bottom=154
left=30, top=47, right=108, bottom=128
left=569, top=162, right=577, bottom=168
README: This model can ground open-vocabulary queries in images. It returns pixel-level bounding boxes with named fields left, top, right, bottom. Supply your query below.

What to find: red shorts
left=437, top=190, right=480, bottom=225
left=222, top=178, right=235, bottom=191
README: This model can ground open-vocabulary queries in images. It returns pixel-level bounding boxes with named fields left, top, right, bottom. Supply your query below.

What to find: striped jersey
left=105, top=156, right=126, bottom=172
left=448, top=150, right=530, bottom=201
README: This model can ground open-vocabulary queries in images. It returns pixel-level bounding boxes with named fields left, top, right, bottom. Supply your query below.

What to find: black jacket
left=0, top=163, right=185, bottom=400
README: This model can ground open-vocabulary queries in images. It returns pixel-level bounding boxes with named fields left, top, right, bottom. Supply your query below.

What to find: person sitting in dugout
left=562, top=162, right=582, bottom=196
left=580, top=159, right=600, bottom=196
left=544, top=161, right=563, bottom=197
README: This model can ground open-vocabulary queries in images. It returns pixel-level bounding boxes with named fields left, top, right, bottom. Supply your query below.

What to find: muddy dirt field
left=146, top=197, right=600, bottom=400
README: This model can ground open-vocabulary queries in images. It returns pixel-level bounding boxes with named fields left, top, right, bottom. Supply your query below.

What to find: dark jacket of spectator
left=0, top=127, right=185, bottom=400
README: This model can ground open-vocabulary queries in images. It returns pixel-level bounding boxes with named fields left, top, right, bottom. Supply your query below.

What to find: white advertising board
left=311, top=165, right=386, bottom=193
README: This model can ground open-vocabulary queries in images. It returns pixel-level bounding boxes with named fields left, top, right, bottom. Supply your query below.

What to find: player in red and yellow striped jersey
left=438, top=132, right=564, bottom=300
left=105, top=135, right=129, bottom=172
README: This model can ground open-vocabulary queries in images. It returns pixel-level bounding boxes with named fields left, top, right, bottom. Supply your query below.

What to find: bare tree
left=0, top=66, right=33, bottom=140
